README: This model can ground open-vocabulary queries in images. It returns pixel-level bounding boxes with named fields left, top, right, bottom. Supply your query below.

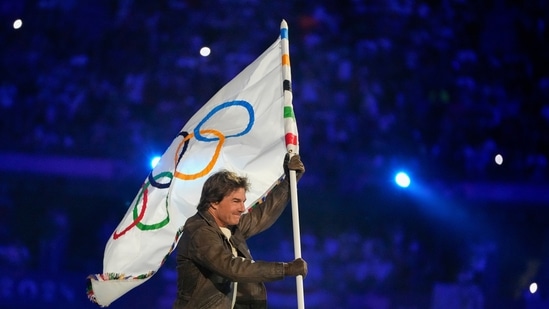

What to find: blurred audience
left=0, top=1, right=547, bottom=185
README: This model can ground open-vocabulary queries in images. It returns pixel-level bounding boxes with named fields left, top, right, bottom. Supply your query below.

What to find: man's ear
left=210, top=202, right=218, bottom=209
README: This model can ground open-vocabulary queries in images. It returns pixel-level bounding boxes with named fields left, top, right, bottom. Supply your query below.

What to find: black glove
left=283, top=153, right=305, bottom=179
left=284, top=258, right=308, bottom=278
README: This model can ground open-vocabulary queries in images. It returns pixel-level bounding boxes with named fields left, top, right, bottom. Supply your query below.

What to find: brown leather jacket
left=173, top=176, right=294, bottom=309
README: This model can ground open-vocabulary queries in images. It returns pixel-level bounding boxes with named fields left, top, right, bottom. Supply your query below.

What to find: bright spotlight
left=395, top=172, right=411, bottom=188
left=150, top=156, right=161, bottom=169
left=200, top=46, right=211, bottom=57
left=530, top=282, right=538, bottom=294
left=13, top=19, right=22, bottom=29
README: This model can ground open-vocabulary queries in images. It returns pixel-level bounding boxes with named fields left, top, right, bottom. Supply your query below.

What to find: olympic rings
left=114, top=100, right=255, bottom=238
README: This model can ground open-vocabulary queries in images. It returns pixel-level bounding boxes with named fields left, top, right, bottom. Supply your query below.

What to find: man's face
left=209, top=188, right=246, bottom=227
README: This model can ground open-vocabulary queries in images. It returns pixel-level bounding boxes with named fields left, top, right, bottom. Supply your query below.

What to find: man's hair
left=197, top=170, right=250, bottom=211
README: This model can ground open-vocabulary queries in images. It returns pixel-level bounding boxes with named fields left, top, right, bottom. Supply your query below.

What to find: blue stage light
left=395, top=172, right=411, bottom=188
left=150, top=156, right=161, bottom=169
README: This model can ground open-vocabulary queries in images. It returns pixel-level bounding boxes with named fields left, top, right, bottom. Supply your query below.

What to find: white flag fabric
left=87, top=27, right=297, bottom=307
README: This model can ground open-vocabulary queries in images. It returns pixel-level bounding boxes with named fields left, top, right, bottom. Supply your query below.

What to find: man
left=173, top=154, right=308, bottom=309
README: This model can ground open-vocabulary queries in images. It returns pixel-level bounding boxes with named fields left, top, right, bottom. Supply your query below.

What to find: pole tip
left=281, top=19, right=288, bottom=29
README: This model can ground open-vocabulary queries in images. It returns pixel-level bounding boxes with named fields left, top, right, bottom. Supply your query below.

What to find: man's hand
left=284, top=258, right=308, bottom=278
left=284, top=154, right=305, bottom=178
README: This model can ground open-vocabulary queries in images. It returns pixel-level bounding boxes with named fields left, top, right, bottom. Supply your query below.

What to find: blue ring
left=194, top=100, right=254, bottom=142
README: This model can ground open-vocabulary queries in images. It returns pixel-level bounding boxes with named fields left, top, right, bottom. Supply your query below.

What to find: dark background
left=1, top=0, right=549, bottom=308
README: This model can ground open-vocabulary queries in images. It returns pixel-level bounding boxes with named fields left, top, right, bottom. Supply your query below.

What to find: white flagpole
left=289, top=169, right=305, bottom=309
left=280, top=19, right=305, bottom=309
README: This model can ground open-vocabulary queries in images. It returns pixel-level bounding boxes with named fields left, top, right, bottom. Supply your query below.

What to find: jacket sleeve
left=237, top=176, right=292, bottom=239
left=190, top=225, right=285, bottom=282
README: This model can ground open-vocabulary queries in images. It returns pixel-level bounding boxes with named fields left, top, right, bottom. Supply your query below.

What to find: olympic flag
left=86, top=21, right=298, bottom=307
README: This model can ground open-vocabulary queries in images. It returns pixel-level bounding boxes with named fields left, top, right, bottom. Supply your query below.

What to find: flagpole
left=280, top=19, right=305, bottom=309
left=289, top=169, right=305, bottom=309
